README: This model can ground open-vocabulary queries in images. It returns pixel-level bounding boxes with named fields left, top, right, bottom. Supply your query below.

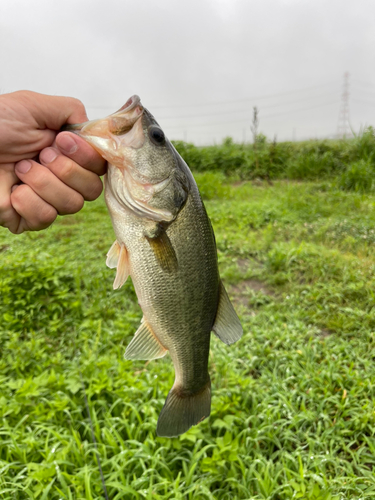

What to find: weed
left=1, top=176, right=375, bottom=497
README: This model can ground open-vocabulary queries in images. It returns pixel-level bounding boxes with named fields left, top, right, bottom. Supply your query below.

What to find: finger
left=0, top=164, right=21, bottom=233
left=1, top=129, right=57, bottom=164
left=10, top=184, right=57, bottom=233
left=12, top=91, right=89, bottom=129
left=39, top=148, right=103, bottom=201
left=55, top=132, right=107, bottom=176
left=14, top=159, right=84, bottom=215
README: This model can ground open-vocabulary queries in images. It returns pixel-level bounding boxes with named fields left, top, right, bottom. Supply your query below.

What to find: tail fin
left=156, top=380, right=211, bottom=437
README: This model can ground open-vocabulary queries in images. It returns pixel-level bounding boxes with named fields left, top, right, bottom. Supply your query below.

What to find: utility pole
left=337, top=72, right=351, bottom=139
left=250, top=106, right=259, bottom=144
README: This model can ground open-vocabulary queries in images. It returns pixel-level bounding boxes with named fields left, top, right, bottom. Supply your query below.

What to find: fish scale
left=65, top=95, right=243, bottom=437
left=116, top=176, right=218, bottom=393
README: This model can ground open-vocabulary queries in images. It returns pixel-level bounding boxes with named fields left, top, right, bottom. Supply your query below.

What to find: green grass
left=1, top=174, right=375, bottom=498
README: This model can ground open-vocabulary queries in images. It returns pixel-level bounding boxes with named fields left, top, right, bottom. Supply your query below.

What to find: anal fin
left=113, top=243, right=129, bottom=290
left=212, top=281, right=243, bottom=345
left=125, top=318, right=167, bottom=360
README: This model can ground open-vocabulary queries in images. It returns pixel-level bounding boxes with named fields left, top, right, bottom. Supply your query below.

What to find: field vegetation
left=1, top=131, right=375, bottom=498
left=174, top=126, right=375, bottom=189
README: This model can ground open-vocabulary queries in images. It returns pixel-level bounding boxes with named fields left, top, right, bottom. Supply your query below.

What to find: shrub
left=286, top=150, right=340, bottom=180
left=338, top=159, right=375, bottom=193
left=349, top=126, right=375, bottom=163
left=173, top=127, right=375, bottom=182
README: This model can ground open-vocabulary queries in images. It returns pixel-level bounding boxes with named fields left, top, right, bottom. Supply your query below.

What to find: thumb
left=15, top=91, right=89, bottom=130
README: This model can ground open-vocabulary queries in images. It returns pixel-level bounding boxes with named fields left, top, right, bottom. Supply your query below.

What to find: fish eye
left=149, top=125, right=165, bottom=145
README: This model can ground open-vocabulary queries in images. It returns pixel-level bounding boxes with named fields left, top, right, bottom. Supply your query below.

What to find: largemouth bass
left=66, top=96, right=242, bottom=437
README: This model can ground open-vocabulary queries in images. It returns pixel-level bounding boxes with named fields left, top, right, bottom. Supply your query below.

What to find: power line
left=162, top=100, right=340, bottom=130
left=85, top=81, right=339, bottom=111
left=351, top=79, right=375, bottom=88
left=157, top=91, right=337, bottom=121
left=262, top=100, right=340, bottom=120
left=351, top=86, right=375, bottom=96
left=352, top=98, right=375, bottom=106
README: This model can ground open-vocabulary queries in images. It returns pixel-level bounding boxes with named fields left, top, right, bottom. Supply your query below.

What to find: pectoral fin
left=212, top=281, right=243, bottom=345
left=106, top=240, right=121, bottom=268
left=112, top=243, right=129, bottom=290
left=146, top=230, right=178, bottom=273
left=125, top=318, right=167, bottom=360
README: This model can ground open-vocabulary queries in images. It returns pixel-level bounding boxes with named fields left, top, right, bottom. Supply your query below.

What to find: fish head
left=67, top=95, right=189, bottom=222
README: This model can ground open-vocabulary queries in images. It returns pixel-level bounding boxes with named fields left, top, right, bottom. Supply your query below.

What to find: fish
left=65, top=95, right=243, bottom=437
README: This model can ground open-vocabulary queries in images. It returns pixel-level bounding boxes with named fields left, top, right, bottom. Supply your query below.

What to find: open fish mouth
left=62, top=95, right=145, bottom=154
left=113, top=95, right=142, bottom=114
left=64, top=95, right=143, bottom=133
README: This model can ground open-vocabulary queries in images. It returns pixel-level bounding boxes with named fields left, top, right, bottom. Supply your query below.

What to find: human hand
left=0, top=91, right=106, bottom=234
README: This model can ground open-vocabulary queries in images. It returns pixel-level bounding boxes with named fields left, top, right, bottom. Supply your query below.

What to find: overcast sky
left=1, top=0, right=375, bottom=144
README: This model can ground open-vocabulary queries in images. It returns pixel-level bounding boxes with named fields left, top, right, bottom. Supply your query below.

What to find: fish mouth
left=64, top=95, right=142, bottom=132
left=62, top=95, right=145, bottom=156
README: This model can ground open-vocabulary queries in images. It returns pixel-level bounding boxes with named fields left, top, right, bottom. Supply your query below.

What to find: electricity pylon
left=337, top=72, right=351, bottom=139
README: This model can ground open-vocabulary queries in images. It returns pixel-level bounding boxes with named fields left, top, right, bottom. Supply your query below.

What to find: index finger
left=54, top=132, right=107, bottom=176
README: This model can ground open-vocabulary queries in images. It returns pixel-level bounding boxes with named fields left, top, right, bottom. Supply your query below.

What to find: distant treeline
left=173, top=127, right=375, bottom=191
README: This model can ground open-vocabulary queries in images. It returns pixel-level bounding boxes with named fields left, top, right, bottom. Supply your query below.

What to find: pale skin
left=0, top=90, right=106, bottom=234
